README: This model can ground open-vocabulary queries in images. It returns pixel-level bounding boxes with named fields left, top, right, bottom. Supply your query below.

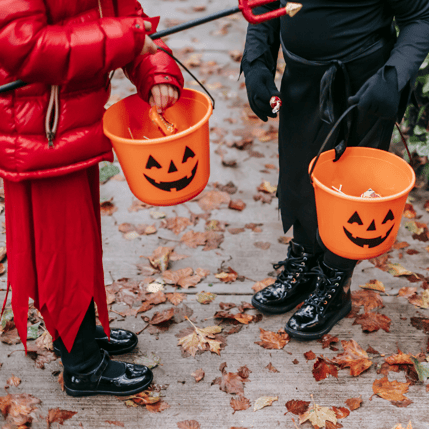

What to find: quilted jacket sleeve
left=123, top=2, right=184, bottom=102
left=0, top=0, right=148, bottom=84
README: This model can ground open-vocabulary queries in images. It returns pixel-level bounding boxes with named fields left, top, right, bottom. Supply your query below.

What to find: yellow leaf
left=386, top=263, right=413, bottom=277
left=177, top=323, right=222, bottom=357
left=359, top=279, right=385, bottom=293
left=299, top=403, right=337, bottom=428
left=253, top=396, right=278, bottom=411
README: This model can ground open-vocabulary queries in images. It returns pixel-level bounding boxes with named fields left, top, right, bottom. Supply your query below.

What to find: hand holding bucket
left=103, top=88, right=213, bottom=206
left=308, top=106, right=416, bottom=260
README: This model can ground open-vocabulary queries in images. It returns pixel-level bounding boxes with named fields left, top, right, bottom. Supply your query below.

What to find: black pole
left=151, top=6, right=240, bottom=39
left=0, top=6, right=242, bottom=94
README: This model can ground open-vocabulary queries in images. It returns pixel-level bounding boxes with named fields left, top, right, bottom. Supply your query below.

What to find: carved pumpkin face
left=343, top=209, right=395, bottom=248
left=143, top=146, right=198, bottom=192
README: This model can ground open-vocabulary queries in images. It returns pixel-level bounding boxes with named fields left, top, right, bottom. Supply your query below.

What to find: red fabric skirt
left=3, top=165, right=109, bottom=352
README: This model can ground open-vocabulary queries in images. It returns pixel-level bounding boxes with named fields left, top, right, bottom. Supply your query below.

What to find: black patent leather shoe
left=251, top=241, right=321, bottom=314
left=54, top=326, right=138, bottom=357
left=64, top=350, right=153, bottom=397
left=285, top=261, right=353, bottom=340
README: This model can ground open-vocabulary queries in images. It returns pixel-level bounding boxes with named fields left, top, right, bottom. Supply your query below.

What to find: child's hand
left=149, top=84, right=179, bottom=112
left=140, top=22, right=158, bottom=55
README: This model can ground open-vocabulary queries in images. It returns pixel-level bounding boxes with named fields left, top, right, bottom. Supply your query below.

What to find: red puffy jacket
left=0, top=0, right=184, bottom=181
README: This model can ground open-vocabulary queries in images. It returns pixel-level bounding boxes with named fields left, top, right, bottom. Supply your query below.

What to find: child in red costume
left=0, top=0, right=183, bottom=397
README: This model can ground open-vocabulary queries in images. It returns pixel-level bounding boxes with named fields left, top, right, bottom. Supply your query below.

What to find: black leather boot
left=54, top=326, right=138, bottom=357
left=285, top=261, right=353, bottom=340
left=63, top=350, right=153, bottom=397
left=251, top=241, right=321, bottom=314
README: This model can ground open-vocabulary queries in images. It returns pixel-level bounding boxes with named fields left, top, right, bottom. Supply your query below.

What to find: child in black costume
left=242, top=0, right=429, bottom=339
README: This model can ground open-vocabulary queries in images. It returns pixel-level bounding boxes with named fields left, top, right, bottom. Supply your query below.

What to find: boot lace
left=273, top=254, right=309, bottom=289
left=303, top=266, right=342, bottom=313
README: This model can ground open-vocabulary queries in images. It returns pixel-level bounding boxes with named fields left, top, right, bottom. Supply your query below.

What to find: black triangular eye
left=182, top=146, right=195, bottom=163
left=347, top=211, right=363, bottom=225
left=168, top=161, right=178, bottom=173
left=382, top=209, right=394, bottom=224
left=146, top=155, right=161, bottom=169
left=367, top=220, right=376, bottom=231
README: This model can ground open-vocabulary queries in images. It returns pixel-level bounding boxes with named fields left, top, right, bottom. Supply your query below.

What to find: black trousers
left=53, top=301, right=102, bottom=373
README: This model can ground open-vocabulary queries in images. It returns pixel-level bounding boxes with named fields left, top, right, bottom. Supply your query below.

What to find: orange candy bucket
left=103, top=88, right=213, bottom=206
left=309, top=146, right=415, bottom=260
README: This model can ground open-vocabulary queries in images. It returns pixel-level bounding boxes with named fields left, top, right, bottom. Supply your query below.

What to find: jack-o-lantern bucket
left=309, top=147, right=415, bottom=260
left=103, top=88, right=212, bottom=206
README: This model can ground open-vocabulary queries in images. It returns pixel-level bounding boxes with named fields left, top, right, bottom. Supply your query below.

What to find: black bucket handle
left=309, top=104, right=412, bottom=183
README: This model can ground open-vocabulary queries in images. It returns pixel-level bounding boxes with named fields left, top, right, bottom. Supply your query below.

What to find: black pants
left=53, top=301, right=102, bottom=373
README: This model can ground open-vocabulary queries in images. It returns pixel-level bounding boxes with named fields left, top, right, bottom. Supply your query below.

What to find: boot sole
left=284, top=302, right=352, bottom=340
left=64, top=372, right=153, bottom=397
left=251, top=294, right=311, bottom=315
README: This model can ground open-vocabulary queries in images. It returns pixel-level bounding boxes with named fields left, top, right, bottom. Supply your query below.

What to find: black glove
left=348, top=66, right=400, bottom=120
left=244, top=59, right=282, bottom=122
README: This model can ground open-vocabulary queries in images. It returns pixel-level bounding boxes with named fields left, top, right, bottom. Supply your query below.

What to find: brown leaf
left=331, top=340, right=372, bottom=376
left=6, top=375, right=20, bottom=387
left=266, top=362, right=279, bottom=373
left=146, top=246, right=173, bottom=272
left=47, top=408, right=77, bottom=427
left=177, top=324, right=223, bottom=357
left=385, top=350, right=413, bottom=365
left=359, top=279, right=385, bottom=293
left=345, top=396, right=362, bottom=411
left=366, top=346, right=380, bottom=354
left=0, top=246, right=6, bottom=262
left=58, top=372, right=64, bottom=392
left=161, top=217, right=192, bottom=235
left=398, top=287, right=418, bottom=299
left=203, top=231, right=224, bottom=251
left=166, top=292, right=187, bottom=306
left=229, top=199, right=246, bottom=211
left=391, top=399, right=413, bottom=408
left=180, top=231, right=207, bottom=248
left=136, top=291, right=167, bottom=314
left=255, top=328, right=290, bottom=349
left=197, top=190, right=230, bottom=211
left=353, top=312, right=391, bottom=332
left=285, top=400, right=310, bottom=415
left=230, top=396, right=251, bottom=413
left=228, top=227, right=246, bottom=235
left=332, top=406, right=350, bottom=419
left=254, top=241, right=271, bottom=250
left=304, top=351, right=316, bottom=361
left=26, top=343, right=58, bottom=369
left=105, top=421, right=125, bottom=427
left=237, top=366, right=252, bottom=379
left=146, top=400, right=170, bottom=413
left=212, top=371, right=245, bottom=396
left=205, top=219, right=228, bottom=232
left=252, top=278, right=275, bottom=293
left=312, top=356, right=339, bottom=381
left=372, top=376, right=410, bottom=402
left=100, top=199, right=118, bottom=216
left=150, top=308, right=175, bottom=325
left=219, top=302, right=236, bottom=310
left=410, top=316, right=429, bottom=334
left=177, top=420, right=201, bottom=429
left=403, top=203, right=417, bottom=218
left=0, top=393, right=41, bottom=427
left=162, top=268, right=195, bottom=287
left=318, top=334, right=339, bottom=349
left=191, top=369, right=205, bottom=382
left=215, top=267, right=238, bottom=283
left=351, top=290, right=384, bottom=312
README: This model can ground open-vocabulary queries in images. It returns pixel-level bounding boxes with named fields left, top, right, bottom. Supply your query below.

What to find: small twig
left=136, top=323, right=149, bottom=335
left=7, top=349, right=25, bottom=358
left=157, top=236, right=181, bottom=242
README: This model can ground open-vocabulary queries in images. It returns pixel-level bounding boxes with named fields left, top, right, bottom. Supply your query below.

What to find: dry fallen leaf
left=351, top=290, right=384, bottom=312
left=166, top=292, right=187, bottom=306
left=372, top=376, right=410, bottom=402
left=299, top=401, right=337, bottom=428
left=359, top=279, right=385, bottom=293
left=6, top=375, right=21, bottom=387
left=191, top=369, right=205, bottom=382
left=212, top=365, right=246, bottom=396
left=177, top=420, right=201, bottom=429
left=177, top=319, right=223, bottom=357
left=385, top=350, right=413, bottom=365
left=386, top=263, right=414, bottom=277
left=253, top=396, right=278, bottom=412
left=312, top=356, right=338, bottom=381
left=251, top=278, right=275, bottom=293
left=47, top=408, right=77, bottom=427
left=230, top=396, right=251, bottom=414
left=146, top=247, right=173, bottom=272
left=255, top=328, right=290, bottom=349
left=266, top=362, right=279, bottom=373
left=353, top=312, right=391, bottom=333
left=146, top=400, right=170, bottom=413
left=196, top=291, right=217, bottom=304
left=285, top=400, right=310, bottom=415
left=331, top=340, right=372, bottom=376
left=345, top=396, right=362, bottom=411
left=408, top=289, right=429, bottom=309
left=215, top=267, right=239, bottom=283
left=318, top=334, right=339, bottom=349
left=0, top=393, right=41, bottom=427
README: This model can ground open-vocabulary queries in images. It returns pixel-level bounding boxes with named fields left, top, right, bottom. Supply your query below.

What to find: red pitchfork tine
left=239, top=0, right=302, bottom=24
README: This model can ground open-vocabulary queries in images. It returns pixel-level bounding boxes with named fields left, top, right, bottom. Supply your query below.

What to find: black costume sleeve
left=385, top=0, right=429, bottom=90
left=241, top=2, right=281, bottom=75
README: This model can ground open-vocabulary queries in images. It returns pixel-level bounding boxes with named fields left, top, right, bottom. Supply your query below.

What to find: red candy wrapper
left=270, top=96, right=282, bottom=114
